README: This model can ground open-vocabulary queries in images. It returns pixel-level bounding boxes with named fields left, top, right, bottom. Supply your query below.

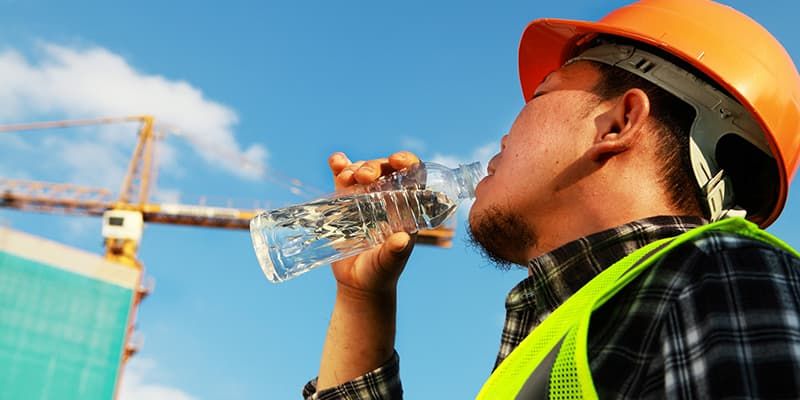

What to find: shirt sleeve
left=302, top=351, right=402, bottom=400
left=661, top=238, right=800, bottom=399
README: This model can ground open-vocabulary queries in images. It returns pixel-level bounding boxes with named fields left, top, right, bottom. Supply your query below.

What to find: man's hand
left=316, top=151, right=420, bottom=391
left=326, top=151, right=421, bottom=293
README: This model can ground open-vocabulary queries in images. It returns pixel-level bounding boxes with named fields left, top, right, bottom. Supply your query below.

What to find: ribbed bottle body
left=250, top=161, right=484, bottom=283
left=251, top=189, right=456, bottom=282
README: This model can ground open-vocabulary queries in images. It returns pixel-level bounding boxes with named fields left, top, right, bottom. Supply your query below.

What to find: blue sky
left=1, top=1, right=799, bottom=399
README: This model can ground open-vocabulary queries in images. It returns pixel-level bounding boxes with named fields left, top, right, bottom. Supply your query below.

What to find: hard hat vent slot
left=716, top=134, right=778, bottom=224
left=634, top=58, right=656, bottom=73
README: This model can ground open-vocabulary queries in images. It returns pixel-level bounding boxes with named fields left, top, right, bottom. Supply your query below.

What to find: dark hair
left=586, top=60, right=704, bottom=216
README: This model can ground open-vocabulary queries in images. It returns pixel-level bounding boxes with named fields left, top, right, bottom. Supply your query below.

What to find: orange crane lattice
left=0, top=116, right=454, bottom=264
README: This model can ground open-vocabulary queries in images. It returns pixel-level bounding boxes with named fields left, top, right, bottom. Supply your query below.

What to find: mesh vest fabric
left=476, top=217, right=800, bottom=399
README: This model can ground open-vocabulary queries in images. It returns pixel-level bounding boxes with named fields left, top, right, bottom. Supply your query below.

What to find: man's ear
left=588, top=88, right=651, bottom=163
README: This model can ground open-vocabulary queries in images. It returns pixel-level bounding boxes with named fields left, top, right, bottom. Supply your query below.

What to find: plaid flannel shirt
left=304, top=216, right=800, bottom=399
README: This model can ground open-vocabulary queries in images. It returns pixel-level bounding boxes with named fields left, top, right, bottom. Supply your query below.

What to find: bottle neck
left=454, top=162, right=485, bottom=200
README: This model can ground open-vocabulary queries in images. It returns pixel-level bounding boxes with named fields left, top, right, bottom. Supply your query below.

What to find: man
left=303, top=0, right=800, bottom=398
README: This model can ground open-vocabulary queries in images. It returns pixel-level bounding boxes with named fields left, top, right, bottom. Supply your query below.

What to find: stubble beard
left=467, top=205, right=537, bottom=271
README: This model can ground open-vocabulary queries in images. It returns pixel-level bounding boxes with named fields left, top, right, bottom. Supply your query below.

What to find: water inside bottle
left=251, top=189, right=457, bottom=282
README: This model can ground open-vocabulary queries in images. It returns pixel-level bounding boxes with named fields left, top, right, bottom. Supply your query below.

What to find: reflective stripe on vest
left=476, top=217, right=800, bottom=399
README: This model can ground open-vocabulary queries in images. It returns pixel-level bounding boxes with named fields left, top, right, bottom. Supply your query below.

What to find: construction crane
left=0, top=115, right=456, bottom=360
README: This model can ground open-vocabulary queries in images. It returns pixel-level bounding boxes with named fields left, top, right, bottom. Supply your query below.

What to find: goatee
left=467, top=205, right=536, bottom=270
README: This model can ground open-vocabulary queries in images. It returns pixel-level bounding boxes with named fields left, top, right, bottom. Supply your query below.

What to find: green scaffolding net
left=0, top=229, right=138, bottom=400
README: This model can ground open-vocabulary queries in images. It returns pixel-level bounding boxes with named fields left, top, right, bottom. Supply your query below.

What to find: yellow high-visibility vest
left=477, top=217, right=800, bottom=399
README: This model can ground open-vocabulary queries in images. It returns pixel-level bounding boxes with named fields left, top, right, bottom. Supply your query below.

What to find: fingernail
left=361, top=166, right=374, bottom=174
left=395, top=153, right=406, bottom=160
left=398, top=240, right=410, bottom=252
left=391, top=239, right=409, bottom=254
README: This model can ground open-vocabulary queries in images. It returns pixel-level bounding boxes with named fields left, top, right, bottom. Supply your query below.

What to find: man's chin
left=466, top=205, right=535, bottom=271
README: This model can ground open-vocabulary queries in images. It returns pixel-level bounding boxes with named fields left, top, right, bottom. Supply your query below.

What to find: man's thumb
left=377, top=232, right=415, bottom=270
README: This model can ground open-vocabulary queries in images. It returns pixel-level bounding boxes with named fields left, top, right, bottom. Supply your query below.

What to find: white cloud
left=43, top=136, right=129, bottom=189
left=430, top=140, right=498, bottom=170
left=399, top=136, right=427, bottom=153
left=0, top=42, right=267, bottom=181
left=471, top=141, right=499, bottom=168
left=428, top=154, right=462, bottom=168
left=152, top=187, right=182, bottom=204
left=118, top=357, right=199, bottom=400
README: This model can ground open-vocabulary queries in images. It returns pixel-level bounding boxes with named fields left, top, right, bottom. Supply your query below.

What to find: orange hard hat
left=519, top=0, right=800, bottom=227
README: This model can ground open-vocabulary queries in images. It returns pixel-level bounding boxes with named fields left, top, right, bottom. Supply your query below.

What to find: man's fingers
left=335, top=161, right=364, bottom=189
left=328, top=152, right=351, bottom=176
left=388, top=151, right=421, bottom=171
left=335, top=169, right=355, bottom=188
left=375, top=232, right=415, bottom=275
left=354, top=159, right=390, bottom=185
left=331, top=152, right=419, bottom=190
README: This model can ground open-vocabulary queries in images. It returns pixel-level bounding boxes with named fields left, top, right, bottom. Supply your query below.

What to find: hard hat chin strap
left=569, top=41, right=770, bottom=221
left=689, top=139, right=747, bottom=221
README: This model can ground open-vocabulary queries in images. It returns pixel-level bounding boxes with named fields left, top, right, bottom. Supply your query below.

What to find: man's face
left=468, top=61, right=603, bottom=266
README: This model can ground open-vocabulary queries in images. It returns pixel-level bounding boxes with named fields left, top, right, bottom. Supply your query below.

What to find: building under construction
left=0, top=227, right=140, bottom=399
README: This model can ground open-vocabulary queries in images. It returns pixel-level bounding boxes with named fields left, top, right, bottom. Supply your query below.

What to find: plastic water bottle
left=249, top=161, right=485, bottom=283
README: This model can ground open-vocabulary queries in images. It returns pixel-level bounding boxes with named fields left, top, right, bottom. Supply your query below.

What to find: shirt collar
left=505, top=215, right=706, bottom=313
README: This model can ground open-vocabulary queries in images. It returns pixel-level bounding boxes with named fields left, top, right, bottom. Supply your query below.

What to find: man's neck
left=524, top=194, right=682, bottom=261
